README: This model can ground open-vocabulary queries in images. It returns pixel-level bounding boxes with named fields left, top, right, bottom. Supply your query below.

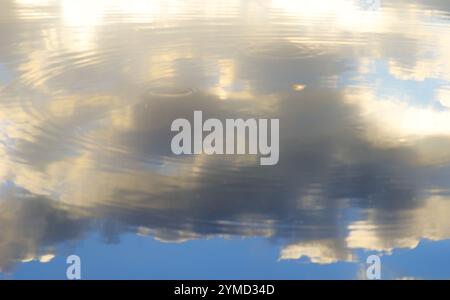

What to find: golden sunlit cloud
left=280, top=240, right=354, bottom=264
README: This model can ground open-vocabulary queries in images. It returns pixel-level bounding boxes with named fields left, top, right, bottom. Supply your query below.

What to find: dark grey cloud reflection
left=2, top=87, right=450, bottom=268
left=0, top=183, right=89, bottom=272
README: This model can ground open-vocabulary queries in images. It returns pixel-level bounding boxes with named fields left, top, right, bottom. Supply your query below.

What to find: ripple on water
left=146, top=85, right=195, bottom=98
left=244, top=42, right=328, bottom=60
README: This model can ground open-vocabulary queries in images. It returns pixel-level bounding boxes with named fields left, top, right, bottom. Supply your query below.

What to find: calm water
left=1, top=0, right=450, bottom=279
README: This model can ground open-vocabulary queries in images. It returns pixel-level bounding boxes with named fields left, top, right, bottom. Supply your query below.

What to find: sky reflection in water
left=1, top=0, right=450, bottom=279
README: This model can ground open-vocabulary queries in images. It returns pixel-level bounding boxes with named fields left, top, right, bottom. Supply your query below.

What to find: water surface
left=1, top=0, right=450, bottom=279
